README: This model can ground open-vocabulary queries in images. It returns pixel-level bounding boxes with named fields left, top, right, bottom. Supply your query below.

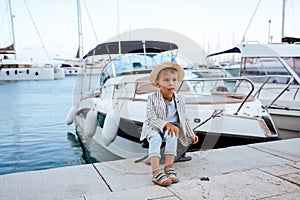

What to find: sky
left=0, top=0, right=299, bottom=65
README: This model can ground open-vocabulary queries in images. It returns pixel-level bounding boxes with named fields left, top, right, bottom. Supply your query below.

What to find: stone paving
left=0, top=138, right=299, bottom=200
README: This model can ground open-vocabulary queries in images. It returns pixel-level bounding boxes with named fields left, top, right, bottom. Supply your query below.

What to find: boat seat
left=136, top=82, right=159, bottom=94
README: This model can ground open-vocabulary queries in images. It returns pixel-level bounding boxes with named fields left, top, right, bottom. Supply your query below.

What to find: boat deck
left=1, top=138, right=299, bottom=199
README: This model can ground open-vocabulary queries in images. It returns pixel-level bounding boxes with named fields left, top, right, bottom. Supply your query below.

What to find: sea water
left=0, top=77, right=110, bottom=175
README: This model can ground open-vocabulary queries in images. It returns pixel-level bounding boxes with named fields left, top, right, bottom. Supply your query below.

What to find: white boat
left=54, top=59, right=83, bottom=76
left=0, top=0, right=64, bottom=81
left=0, top=56, right=55, bottom=81
left=52, top=0, right=91, bottom=77
left=66, top=40, right=279, bottom=160
left=0, top=54, right=65, bottom=81
left=63, top=66, right=82, bottom=76
left=207, top=42, right=300, bottom=133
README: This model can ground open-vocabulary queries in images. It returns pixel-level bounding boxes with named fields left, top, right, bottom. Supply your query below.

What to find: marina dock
left=1, top=138, right=299, bottom=200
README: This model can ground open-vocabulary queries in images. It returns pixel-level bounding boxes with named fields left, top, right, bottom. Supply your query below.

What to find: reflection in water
left=67, top=131, right=98, bottom=163
left=67, top=132, right=81, bottom=148
left=74, top=130, right=122, bottom=163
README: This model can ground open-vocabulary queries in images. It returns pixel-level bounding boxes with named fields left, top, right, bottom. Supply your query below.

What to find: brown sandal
left=152, top=170, right=172, bottom=186
left=165, top=168, right=179, bottom=183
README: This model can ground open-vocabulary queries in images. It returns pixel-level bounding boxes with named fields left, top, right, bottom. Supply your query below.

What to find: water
left=0, top=77, right=86, bottom=175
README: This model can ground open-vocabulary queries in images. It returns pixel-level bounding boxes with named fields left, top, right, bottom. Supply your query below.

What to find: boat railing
left=99, top=77, right=255, bottom=115
left=100, top=80, right=157, bottom=101
left=250, top=75, right=295, bottom=109
left=252, top=75, right=294, bottom=97
left=179, top=77, right=255, bottom=115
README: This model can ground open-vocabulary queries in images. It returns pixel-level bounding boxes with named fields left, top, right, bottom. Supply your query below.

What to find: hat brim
left=149, top=62, right=185, bottom=87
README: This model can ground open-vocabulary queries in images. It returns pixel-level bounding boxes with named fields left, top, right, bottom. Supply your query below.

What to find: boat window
left=99, top=68, right=111, bottom=86
left=99, top=53, right=193, bottom=87
left=241, top=57, right=291, bottom=84
left=283, top=57, right=300, bottom=78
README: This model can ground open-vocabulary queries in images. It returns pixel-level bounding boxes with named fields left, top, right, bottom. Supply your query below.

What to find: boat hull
left=75, top=113, right=147, bottom=159
left=0, top=68, right=55, bottom=81
left=74, top=108, right=280, bottom=160
left=64, top=67, right=82, bottom=76
left=258, top=86, right=300, bottom=132
left=189, top=130, right=280, bottom=151
left=268, top=110, right=300, bottom=132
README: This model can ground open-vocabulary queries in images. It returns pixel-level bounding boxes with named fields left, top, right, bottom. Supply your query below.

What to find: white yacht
left=0, top=56, right=54, bottom=81
left=66, top=40, right=279, bottom=161
left=53, top=57, right=83, bottom=76
left=207, top=42, right=300, bottom=133
left=0, top=0, right=64, bottom=81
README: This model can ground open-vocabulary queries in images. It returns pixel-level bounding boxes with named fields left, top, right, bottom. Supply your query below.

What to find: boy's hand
left=192, top=135, right=199, bottom=144
left=164, top=123, right=179, bottom=137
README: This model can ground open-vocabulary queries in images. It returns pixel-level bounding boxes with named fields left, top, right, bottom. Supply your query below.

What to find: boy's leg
left=150, top=157, right=160, bottom=174
left=164, top=133, right=179, bottom=183
left=165, top=154, right=175, bottom=169
left=164, top=132, right=177, bottom=168
left=149, top=133, right=172, bottom=186
left=148, top=133, right=162, bottom=174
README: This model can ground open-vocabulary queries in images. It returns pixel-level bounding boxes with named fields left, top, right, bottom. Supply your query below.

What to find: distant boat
left=207, top=42, right=300, bottom=133
left=53, top=0, right=87, bottom=76
left=53, top=58, right=82, bottom=76
left=0, top=54, right=54, bottom=81
left=0, top=0, right=64, bottom=81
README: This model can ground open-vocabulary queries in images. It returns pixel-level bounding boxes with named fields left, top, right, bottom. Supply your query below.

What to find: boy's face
left=156, top=70, right=179, bottom=96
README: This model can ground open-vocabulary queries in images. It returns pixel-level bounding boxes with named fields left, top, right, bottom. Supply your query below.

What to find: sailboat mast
left=77, top=0, right=83, bottom=58
left=8, top=0, right=16, bottom=59
left=281, top=0, right=286, bottom=39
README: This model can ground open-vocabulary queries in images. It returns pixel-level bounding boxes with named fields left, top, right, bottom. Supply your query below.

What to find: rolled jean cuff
left=147, top=134, right=162, bottom=159
left=164, top=151, right=177, bottom=157
left=148, top=152, right=161, bottom=159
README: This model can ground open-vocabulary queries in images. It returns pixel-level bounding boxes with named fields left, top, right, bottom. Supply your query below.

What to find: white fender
left=66, top=106, right=78, bottom=125
left=84, top=108, right=98, bottom=138
left=102, top=111, right=120, bottom=146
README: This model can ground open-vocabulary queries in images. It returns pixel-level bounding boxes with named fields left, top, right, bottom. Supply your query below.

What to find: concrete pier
left=1, top=138, right=299, bottom=199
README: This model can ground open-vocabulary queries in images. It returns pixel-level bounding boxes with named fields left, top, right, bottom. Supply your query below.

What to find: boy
left=140, top=62, right=199, bottom=187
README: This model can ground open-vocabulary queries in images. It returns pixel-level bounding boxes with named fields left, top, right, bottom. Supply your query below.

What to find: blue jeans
left=147, top=129, right=178, bottom=159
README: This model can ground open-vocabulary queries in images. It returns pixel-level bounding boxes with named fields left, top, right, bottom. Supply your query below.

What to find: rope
left=82, top=0, right=99, bottom=43
left=193, top=109, right=223, bottom=132
left=23, top=0, right=52, bottom=64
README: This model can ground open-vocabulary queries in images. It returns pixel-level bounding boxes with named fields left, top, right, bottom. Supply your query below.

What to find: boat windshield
left=240, top=57, right=295, bottom=84
left=282, top=57, right=300, bottom=78
left=99, top=52, right=195, bottom=86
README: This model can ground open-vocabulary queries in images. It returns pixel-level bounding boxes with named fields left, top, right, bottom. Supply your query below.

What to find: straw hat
left=149, top=62, right=185, bottom=87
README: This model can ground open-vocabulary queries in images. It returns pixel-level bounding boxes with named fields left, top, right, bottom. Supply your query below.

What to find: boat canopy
left=207, top=43, right=300, bottom=58
left=83, top=40, right=178, bottom=59
left=282, top=37, right=300, bottom=44
left=206, top=47, right=240, bottom=58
